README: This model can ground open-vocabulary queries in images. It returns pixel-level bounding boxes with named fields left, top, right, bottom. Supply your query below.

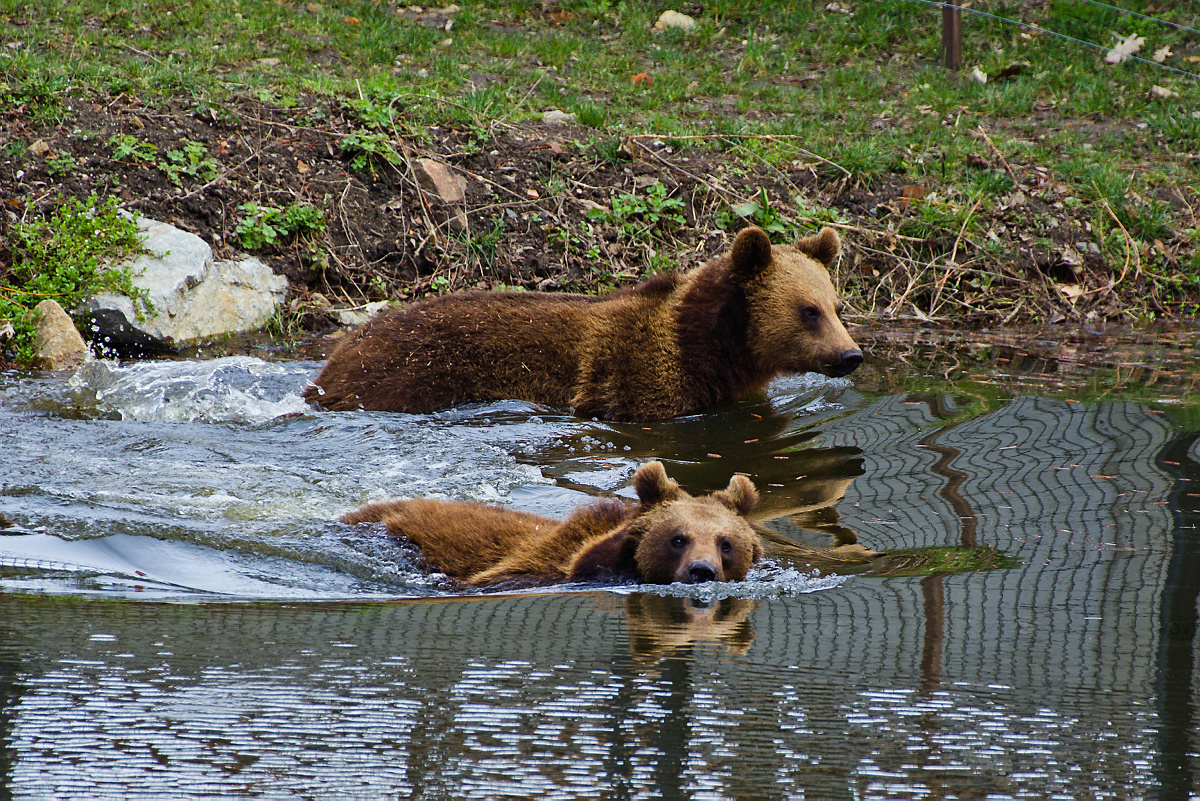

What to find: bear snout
left=825, top=348, right=863, bottom=378
left=684, top=560, right=719, bottom=584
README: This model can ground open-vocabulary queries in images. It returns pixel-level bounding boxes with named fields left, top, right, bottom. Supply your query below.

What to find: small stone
left=542, top=109, right=578, bottom=125
left=415, top=159, right=467, bottom=203
left=30, top=299, right=88, bottom=371
left=29, top=138, right=50, bottom=158
left=333, top=301, right=392, bottom=328
left=653, top=10, right=696, bottom=32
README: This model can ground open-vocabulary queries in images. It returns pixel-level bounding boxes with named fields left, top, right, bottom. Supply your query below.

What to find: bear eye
left=670, top=534, right=687, bottom=549
left=719, top=539, right=733, bottom=554
left=800, top=306, right=820, bottom=322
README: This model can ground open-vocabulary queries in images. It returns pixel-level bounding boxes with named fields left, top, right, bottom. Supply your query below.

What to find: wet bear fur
left=341, top=461, right=763, bottom=586
left=304, top=226, right=862, bottom=421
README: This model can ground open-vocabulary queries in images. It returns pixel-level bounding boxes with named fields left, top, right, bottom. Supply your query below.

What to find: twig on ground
left=1080, top=196, right=1139, bottom=297
left=929, top=196, right=983, bottom=317
left=976, top=126, right=1020, bottom=185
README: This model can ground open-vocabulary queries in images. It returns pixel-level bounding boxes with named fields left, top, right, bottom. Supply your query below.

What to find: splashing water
left=1, top=356, right=857, bottom=601
left=67, top=356, right=315, bottom=423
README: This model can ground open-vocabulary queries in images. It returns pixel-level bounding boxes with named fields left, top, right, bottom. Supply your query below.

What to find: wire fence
left=906, top=0, right=1199, bottom=81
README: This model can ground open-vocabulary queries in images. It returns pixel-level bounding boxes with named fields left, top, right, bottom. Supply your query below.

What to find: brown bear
left=341, top=461, right=763, bottom=586
left=304, top=225, right=862, bottom=421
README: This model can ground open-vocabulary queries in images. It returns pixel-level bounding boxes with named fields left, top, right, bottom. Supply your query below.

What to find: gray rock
left=30, top=299, right=88, bottom=370
left=542, top=109, right=578, bottom=125
left=84, top=217, right=287, bottom=349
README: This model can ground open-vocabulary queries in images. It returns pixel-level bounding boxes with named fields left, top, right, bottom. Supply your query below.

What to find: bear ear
left=729, top=226, right=773, bottom=280
left=794, top=226, right=840, bottom=268
left=633, top=461, right=682, bottom=507
left=715, top=474, right=758, bottom=517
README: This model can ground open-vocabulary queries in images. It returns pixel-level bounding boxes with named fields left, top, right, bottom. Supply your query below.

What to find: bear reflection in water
left=624, top=595, right=757, bottom=665
left=343, top=461, right=763, bottom=587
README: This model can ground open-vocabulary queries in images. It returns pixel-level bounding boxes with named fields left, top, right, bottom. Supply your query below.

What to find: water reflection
left=0, top=639, right=17, bottom=794
left=625, top=595, right=756, bottom=665
left=1155, top=432, right=1200, bottom=797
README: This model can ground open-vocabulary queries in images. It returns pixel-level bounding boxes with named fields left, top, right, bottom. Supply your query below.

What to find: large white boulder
left=85, top=217, right=288, bottom=352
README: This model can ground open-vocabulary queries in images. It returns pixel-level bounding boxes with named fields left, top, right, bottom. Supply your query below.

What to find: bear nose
left=686, top=561, right=718, bottom=583
left=826, top=348, right=863, bottom=377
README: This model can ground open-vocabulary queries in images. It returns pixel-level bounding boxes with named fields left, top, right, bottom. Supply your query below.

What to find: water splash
left=3, top=356, right=861, bottom=602
left=627, top=559, right=850, bottom=601
left=67, top=356, right=315, bottom=423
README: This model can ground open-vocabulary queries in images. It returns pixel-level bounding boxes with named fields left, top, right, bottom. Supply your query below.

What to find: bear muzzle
left=824, top=348, right=864, bottom=378
left=682, top=559, right=719, bottom=584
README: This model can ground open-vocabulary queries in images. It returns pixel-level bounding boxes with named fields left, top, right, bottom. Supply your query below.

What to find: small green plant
left=346, top=95, right=397, bottom=130
left=235, top=201, right=327, bottom=253
left=571, top=100, right=608, bottom=129
left=108, top=133, right=157, bottom=163
left=588, top=136, right=625, bottom=163
left=159, top=140, right=219, bottom=186
left=824, top=137, right=896, bottom=186
left=588, top=182, right=685, bottom=239
left=460, top=219, right=506, bottom=274
left=342, top=131, right=402, bottom=179
left=44, top=152, right=77, bottom=176
left=0, top=194, right=148, bottom=363
left=719, top=188, right=796, bottom=241
left=1118, top=197, right=1173, bottom=243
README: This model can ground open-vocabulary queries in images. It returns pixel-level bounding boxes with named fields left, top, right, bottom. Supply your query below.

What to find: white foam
left=610, top=560, right=850, bottom=601
left=68, top=356, right=315, bottom=423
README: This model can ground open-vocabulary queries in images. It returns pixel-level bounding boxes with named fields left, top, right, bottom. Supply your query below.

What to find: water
left=1, top=324, right=1198, bottom=798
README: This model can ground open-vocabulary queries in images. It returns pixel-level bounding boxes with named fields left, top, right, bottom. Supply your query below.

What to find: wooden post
left=942, top=0, right=962, bottom=70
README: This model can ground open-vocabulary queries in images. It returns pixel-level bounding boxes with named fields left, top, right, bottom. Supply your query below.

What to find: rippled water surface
left=2, top=324, right=1199, bottom=798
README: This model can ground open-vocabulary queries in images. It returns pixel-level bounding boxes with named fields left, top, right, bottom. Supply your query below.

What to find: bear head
left=569, top=461, right=762, bottom=584
left=730, top=225, right=863, bottom=379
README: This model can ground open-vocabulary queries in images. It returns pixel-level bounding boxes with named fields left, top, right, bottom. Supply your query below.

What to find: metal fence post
left=942, top=0, right=962, bottom=70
